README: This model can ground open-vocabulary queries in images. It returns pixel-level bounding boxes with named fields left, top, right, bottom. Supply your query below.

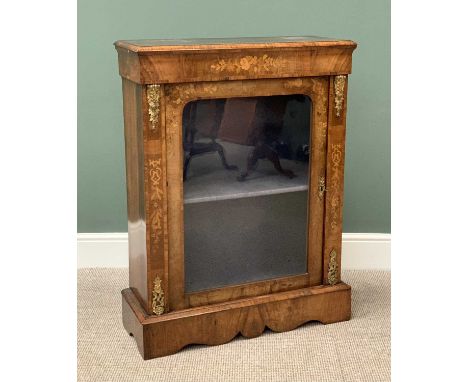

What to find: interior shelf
left=183, top=141, right=309, bottom=204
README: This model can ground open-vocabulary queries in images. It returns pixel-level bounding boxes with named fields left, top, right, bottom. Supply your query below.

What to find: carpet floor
left=78, top=269, right=390, bottom=382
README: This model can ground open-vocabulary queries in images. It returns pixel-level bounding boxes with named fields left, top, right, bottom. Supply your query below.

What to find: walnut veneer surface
left=115, top=36, right=356, bottom=84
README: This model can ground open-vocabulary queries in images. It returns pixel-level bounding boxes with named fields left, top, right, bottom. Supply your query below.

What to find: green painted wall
left=78, top=0, right=390, bottom=233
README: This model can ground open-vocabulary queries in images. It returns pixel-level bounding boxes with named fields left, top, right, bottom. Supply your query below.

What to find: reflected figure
left=235, top=122, right=296, bottom=182
left=182, top=95, right=309, bottom=182
left=183, top=99, right=238, bottom=181
left=217, top=96, right=296, bottom=181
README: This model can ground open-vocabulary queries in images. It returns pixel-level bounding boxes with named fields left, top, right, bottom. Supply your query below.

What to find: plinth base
left=122, top=283, right=351, bottom=359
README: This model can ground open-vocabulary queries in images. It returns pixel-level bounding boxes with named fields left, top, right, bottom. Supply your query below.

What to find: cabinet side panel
left=117, top=49, right=141, bottom=84
left=122, top=78, right=148, bottom=307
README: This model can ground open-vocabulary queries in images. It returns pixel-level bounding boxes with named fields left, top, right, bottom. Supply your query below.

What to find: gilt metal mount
left=147, top=84, right=161, bottom=131
left=152, top=276, right=165, bottom=315
left=334, top=76, right=346, bottom=118
left=328, top=250, right=338, bottom=285
left=318, top=176, right=326, bottom=199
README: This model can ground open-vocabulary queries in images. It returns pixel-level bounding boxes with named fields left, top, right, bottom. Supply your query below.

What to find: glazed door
left=165, top=77, right=329, bottom=310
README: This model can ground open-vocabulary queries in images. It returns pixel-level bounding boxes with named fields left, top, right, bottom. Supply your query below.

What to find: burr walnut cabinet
left=114, top=36, right=357, bottom=359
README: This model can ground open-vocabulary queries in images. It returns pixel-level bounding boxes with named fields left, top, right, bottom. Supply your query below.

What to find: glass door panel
left=183, top=95, right=312, bottom=292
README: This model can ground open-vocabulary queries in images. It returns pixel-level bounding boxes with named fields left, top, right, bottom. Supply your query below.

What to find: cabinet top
left=115, top=36, right=357, bottom=84
left=114, top=36, right=357, bottom=53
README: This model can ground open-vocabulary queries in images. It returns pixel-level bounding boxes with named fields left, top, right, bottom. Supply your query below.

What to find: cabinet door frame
left=163, top=77, right=330, bottom=311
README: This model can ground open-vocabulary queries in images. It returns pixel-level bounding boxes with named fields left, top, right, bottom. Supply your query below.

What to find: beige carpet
left=78, top=269, right=390, bottom=382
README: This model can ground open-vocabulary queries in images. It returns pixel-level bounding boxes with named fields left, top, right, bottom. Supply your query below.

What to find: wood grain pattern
left=121, top=78, right=148, bottom=309
left=115, top=40, right=356, bottom=84
left=187, top=273, right=309, bottom=308
left=122, top=282, right=351, bottom=359
left=115, top=36, right=357, bottom=52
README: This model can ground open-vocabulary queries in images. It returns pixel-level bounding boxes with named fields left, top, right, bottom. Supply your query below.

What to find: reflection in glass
left=183, top=95, right=311, bottom=292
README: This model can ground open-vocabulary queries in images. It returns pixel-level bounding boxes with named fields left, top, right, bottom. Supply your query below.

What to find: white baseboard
left=340, top=233, right=391, bottom=270
left=77, top=233, right=129, bottom=268
left=77, top=232, right=390, bottom=270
